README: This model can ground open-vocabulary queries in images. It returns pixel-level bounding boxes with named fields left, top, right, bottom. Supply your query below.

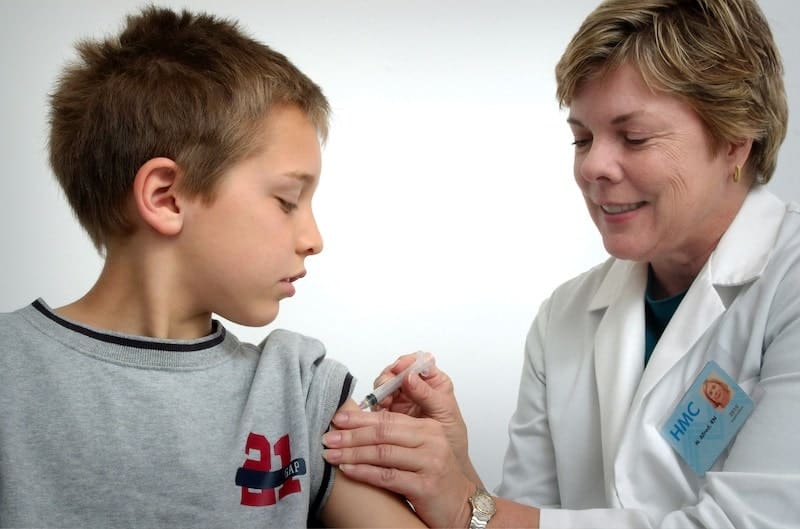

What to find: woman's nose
left=577, top=139, right=622, bottom=184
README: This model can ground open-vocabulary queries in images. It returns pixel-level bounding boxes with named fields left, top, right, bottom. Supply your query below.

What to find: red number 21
left=240, top=433, right=301, bottom=506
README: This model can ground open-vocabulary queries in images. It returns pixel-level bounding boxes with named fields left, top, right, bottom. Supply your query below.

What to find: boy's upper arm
left=319, top=399, right=428, bottom=528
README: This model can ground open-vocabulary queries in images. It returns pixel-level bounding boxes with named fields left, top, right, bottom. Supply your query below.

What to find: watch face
left=474, top=493, right=496, bottom=514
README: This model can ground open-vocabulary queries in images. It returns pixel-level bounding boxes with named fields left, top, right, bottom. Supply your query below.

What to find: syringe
left=358, top=351, right=435, bottom=410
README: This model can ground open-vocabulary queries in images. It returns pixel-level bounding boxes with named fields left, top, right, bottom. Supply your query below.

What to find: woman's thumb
left=403, top=372, right=451, bottom=418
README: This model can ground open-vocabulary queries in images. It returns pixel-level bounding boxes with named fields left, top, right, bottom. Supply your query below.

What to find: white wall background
left=2, top=0, right=798, bottom=491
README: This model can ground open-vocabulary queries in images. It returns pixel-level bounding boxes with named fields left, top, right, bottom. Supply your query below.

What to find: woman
left=322, top=0, right=800, bottom=527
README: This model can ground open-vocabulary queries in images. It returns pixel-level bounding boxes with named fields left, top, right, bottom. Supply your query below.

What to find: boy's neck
left=56, top=242, right=214, bottom=340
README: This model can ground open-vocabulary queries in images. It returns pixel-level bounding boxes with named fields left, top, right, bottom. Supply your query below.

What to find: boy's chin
left=221, top=303, right=280, bottom=328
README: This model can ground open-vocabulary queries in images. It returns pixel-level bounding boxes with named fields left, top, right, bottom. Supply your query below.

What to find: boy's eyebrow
left=282, top=171, right=316, bottom=183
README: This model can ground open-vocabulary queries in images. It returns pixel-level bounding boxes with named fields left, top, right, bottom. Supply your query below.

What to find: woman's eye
left=572, top=138, right=591, bottom=148
left=277, top=198, right=298, bottom=213
left=625, top=136, right=649, bottom=145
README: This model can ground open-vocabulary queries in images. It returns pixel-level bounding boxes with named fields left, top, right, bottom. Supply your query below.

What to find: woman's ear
left=132, top=157, right=185, bottom=237
left=727, top=138, right=754, bottom=174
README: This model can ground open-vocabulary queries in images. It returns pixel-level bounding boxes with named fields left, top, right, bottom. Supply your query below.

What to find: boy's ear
left=132, top=157, right=185, bottom=237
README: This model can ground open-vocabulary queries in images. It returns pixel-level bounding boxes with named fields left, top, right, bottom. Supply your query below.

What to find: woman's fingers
left=374, top=353, right=418, bottom=384
left=323, top=443, right=426, bottom=471
left=323, top=411, right=451, bottom=474
left=330, top=408, right=415, bottom=432
left=371, top=358, right=458, bottom=420
left=324, top=412, right=427, bottom=450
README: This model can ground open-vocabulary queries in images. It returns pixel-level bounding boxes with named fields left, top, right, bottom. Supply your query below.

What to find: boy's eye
left=277, top=198, right=298, bottom=213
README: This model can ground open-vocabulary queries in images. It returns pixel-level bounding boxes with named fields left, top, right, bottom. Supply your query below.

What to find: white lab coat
left=497, top=187, right=800, bottom=528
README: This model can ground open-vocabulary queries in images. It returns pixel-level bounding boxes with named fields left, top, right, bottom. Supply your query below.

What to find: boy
left=0, top=7, right=424, bottom=528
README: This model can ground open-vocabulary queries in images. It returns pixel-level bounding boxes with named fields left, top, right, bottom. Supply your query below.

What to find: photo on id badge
left=660, top=360, right=754, bottom=476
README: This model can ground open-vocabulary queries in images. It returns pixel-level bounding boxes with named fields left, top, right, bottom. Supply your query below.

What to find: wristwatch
left=468, top=487, right=496, bottom=529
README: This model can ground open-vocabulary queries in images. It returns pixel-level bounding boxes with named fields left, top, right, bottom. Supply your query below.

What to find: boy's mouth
left=283, top=271, right=306, bottom=283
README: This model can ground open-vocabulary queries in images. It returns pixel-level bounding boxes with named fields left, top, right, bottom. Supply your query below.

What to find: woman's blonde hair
left=555, top=0, right=787, bottom=183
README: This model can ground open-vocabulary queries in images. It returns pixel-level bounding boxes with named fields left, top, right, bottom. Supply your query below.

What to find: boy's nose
left=298, top=214, right=323, bottom=256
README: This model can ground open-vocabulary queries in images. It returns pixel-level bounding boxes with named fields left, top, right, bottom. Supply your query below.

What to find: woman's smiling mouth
left=601, top=202, right=647, bottom=214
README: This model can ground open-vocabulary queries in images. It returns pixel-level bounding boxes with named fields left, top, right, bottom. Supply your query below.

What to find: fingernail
left=322, top=431, right=341, bottom=445
left=339, top=463, right=353, bottom=472
left=408, top=372, right=419, bottom=388
left=323, top=449, right=342, bottom=462
left=333, top=412, right=348, bottom=425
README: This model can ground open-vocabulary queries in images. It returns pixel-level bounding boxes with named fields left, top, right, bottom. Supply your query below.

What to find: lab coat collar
left=587, top=259, right=638, bottom=312
left=707, top=186, right=785, bottom=288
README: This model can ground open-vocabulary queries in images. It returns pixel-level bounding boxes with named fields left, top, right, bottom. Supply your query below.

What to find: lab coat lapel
left=632, top=265, right=724, bottom=407
left=591, top=260, right=647, bottom=492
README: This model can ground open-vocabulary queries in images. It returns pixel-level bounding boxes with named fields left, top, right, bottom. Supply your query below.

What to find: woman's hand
left=370, top=353, right=471, bottom=469
left=322, top=355, right=482, bottom=527
left=322, top=407, right=476, bottom=528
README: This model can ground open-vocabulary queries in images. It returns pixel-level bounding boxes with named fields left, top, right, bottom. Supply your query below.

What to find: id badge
left=660, top=360, right=754, bottom=476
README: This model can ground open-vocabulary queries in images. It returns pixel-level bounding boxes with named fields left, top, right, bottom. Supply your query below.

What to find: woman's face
left=568, top=62, right=743, bottom=269
left=704, top=380, right=729, bottom=408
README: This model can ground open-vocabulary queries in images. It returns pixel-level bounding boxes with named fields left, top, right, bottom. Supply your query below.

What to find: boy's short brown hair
left=49, top=6, right=330, bottom=250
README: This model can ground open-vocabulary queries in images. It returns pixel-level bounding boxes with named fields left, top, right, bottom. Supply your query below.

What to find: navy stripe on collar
left=31, top=299, right=225, bottom=352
